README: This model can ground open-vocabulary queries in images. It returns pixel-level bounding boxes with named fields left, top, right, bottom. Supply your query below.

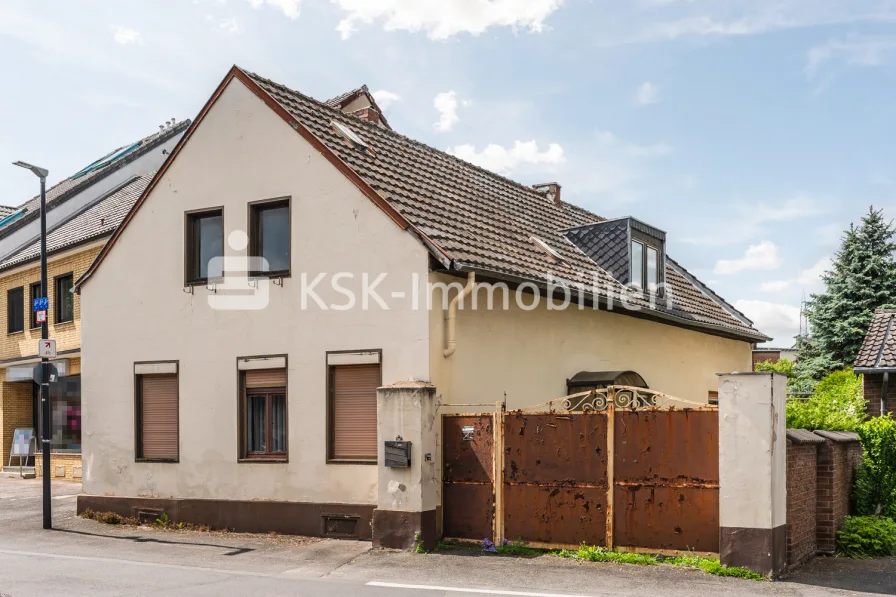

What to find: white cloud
left=330, top=0, right=564, bottom=40
left=760, top=255, right=831, bottom=292
left=372, top=90, right=401, bottom=110
left=112, top=26, right=142, bottom=45
left=247, top=0, right=301, bottom=19
left=734, top=300, right=800, bottom=346
left=434, top=91, right=464, bottom=132
left=449, top=141, right=565, bottom=175
left=805, top=35, right=896, bottom=79
left=714, top=240, right=782, bottom=274
left=635, top=81, right=660, bottom=105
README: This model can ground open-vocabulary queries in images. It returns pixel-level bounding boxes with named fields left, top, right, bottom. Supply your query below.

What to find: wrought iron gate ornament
left=522, top=385, right=709, bottom=413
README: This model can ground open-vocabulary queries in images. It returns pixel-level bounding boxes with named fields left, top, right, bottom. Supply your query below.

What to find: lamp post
left=12, top=160, right=51, bottom=530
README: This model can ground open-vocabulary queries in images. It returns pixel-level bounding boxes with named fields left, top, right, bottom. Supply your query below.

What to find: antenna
left=798, top=291, right=809, bottom=340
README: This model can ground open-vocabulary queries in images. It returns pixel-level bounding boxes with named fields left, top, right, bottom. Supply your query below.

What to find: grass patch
left=552, top=544, right=764, bottom=581
left=80, top=509, right=211, bottom=532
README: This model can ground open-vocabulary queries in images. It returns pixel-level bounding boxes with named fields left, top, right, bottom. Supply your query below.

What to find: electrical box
left=384, top=440, right=411, bottom=468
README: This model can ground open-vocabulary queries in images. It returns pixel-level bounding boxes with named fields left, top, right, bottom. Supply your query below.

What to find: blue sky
left=2, top=0, right=896, bottom=345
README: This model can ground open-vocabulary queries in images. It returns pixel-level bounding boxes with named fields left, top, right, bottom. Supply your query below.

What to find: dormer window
left=563, top=216, right=665, bottom=294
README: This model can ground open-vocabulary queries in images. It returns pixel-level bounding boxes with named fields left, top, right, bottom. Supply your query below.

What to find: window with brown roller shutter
left=137, top=374, right=179, bottom=461
left=328, top=363, right=380, bottom=462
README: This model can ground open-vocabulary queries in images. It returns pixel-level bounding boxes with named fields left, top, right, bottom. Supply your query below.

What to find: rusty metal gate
left=442, top=387, right=720, bottom=555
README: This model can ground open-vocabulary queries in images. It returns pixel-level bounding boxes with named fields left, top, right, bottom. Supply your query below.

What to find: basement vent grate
left=322, top=514, right=359, bottom=538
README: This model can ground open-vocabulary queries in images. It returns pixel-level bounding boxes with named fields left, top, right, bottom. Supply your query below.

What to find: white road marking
left=366, top=581, right=597, bottom=597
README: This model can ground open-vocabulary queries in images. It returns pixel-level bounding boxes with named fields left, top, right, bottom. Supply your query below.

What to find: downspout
left=882, top=372, right=889, bottom=417
left=874, top=314, right=895, bottom=416
left=444, top=272, right=476, bottom=358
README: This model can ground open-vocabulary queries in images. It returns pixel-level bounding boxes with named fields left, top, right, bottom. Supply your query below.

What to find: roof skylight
left=332, top=120, right=374, bottom=156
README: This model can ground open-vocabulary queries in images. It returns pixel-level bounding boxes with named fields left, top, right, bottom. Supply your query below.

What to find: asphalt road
left=0, top=476, right=893, bottom=597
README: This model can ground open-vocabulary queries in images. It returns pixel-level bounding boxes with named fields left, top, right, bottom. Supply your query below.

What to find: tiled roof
left=0, top=175, right=151, bottom=271
left=786, top=429, right=826, bottom=444
left=855, top=309, right=896, bottom=369
left=4, top=122, right=188, bottom=230
left=0, top=206, right=17, bottom=218
left=813, top=430, right=860, bottom=444
left=244, top=69, right=765, bottom=341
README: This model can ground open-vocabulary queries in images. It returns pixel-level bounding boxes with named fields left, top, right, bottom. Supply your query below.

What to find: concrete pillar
left=372, top=381, right=438, bottom=550
left=718, top=372, right=787, bottom=577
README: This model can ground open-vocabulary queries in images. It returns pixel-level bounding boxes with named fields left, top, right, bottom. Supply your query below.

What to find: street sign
left=37, top=339, right=56, bottom=359
left=32, top=296, right=48, bottom=312
left=35, top=310, right=47, bottom=324
left=32, top=363, right=58, bottom=384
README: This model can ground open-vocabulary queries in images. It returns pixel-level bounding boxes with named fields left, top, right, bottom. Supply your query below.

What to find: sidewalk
left=0, top=477, right=893, bottom=596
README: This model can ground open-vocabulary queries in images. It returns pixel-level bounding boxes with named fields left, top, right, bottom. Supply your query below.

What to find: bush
left=854, top=415, right=896, bottom=517
left=786, top=370, right=866, bottom=431
left=837, top=516, right=896, bottom=558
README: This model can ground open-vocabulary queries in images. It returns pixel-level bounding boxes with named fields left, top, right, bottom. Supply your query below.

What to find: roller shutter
left=140, top=374, right=178, bottom=460
left=332, top=364, right=379, bottom=460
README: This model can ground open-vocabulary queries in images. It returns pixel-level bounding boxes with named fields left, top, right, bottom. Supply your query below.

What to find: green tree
left=795, top=207, right=896, bottom=379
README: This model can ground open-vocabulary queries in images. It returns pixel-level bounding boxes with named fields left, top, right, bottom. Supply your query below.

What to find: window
left=249, top=198, right=290, bottom=276
left=55, top=273, right=74, bottom=323
left=630, top=241, right=644, bottom=289
left=708, top=391, right=719, bottom=406
left=185, top=208, right=224, bottom=285
left=630, top=238, right=663, bottom=293
left=239, top=361, right=287, bottom=460
left=327, top=350, right=381, bottom=463
left=29, top=282, right=43, bottom=329
left=135, top=362, right=179, bottom=461
left=7, top=287, right=23, bottom=334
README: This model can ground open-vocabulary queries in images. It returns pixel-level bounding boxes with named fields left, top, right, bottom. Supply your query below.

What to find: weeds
left=80, top=509, right=211, bottom=532
left=480, top=538, right=546, bottom=556
left=414, top=532, right=427, bottom=554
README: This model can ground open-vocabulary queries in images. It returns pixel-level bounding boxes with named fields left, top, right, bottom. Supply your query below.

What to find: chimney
left=533, top=182, right=562, bottom=205
left=350, top=107, right=382, bottom=127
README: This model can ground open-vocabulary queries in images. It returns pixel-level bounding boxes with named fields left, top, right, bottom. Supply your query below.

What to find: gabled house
left=0, top=122, right=188, bottom=478
left=73, top=66, right=766, bottom=537
left=855, top=308, right=896, bottom=417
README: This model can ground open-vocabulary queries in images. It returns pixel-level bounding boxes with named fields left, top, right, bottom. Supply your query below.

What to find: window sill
left=7, top=330, right=24, bottom=337
left=135, top=458, right=179, bottom=464
left=184, top=277, right=225, bottom=288
left=55, top=319, right=75, bottom=326
left=238, top=458, right=288, bottom=464
left=248, top=271, right=291, bottom=280
left=327, top=458, right=377, bottom=465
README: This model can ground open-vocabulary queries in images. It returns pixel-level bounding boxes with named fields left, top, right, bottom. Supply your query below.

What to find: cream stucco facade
left=80, top=75, right=752, bottom=519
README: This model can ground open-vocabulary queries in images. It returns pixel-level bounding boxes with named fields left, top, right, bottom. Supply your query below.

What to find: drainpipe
left=444, top=272, right=475, bottom=358
left=882, top=372, right=889, bottom=417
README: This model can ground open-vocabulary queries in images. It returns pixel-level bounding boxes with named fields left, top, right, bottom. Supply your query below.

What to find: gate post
left=372, top=381, right=439, bottom=550
left=718, top=372, right=787, bottom=577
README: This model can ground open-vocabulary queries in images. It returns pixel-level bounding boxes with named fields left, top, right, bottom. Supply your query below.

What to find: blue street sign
left=32, top=296, right=48, bottom=312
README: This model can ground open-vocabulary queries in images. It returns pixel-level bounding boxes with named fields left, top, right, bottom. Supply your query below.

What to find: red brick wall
left=862, top=374, right=896, bottom=418
left=786, top=440, right=818, bottom=568
left=816, top=439, right=864, bottom=554
left=752, top=351, right=781, bottom=371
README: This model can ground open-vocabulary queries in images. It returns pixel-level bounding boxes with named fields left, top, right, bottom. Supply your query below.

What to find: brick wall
left=862, top=373, right=896, bottom=418
left=815, top=435, right=864, bottom=554
left=786, top=439, right=818, bottom=568
left=34, top=453, right=82, bottom=481
left=752, top=350, right=781, bottom=371
left=0, top=378, right=34, bottom=467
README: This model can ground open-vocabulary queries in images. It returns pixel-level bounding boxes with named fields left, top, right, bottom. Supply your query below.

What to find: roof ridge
left=241, top=68, right=558, bottom=205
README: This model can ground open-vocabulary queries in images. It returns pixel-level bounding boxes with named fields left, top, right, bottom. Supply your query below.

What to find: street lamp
left=13, top=160, right=52, bottom=530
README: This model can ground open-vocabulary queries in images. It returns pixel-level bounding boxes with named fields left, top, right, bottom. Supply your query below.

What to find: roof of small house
left=76, top=66, right=768, bottom=342
left=855, top=309, right=896, bottom=370
left=0, top=174, right=152, bottom=271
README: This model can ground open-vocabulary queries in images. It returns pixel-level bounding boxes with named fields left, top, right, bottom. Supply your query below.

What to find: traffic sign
left=32, top=296, right=48, bottom=312
left=35, top=310, right=46, bottom=324
left=32, top=363, right=58, bottom=384
left=37, top=339, right=56, bottom=359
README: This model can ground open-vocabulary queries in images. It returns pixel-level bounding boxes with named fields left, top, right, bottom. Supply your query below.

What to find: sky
left=2, top=0, right=896, bottom=346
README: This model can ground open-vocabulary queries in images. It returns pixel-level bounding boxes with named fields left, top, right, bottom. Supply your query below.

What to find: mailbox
left=384, top=440, right=411, bottom=468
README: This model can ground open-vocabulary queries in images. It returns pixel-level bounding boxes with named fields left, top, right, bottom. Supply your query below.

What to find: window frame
left=326, top=349, right=382, bottom=465
left=184, top=207, right=225, bottom=287
left=54, top=272, right=75, bottom=324
left=247, top=197, right=291, bottom=279
left=7, top=286, right=24, bottom=335
left=630, top=232, right=665, bottom=295
left=134, top=360, right=180, bottom=463
left=29, top=281, right=44, bottom=330
left=237, top=354, right=289, bottom=463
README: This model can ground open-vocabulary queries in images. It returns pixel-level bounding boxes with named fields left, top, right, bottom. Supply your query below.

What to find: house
left=73, top=66, right=767, bottom=539
left=855, top=308, right=896, bottom=417
left=0, top=122, right=188, bottom=478
left=752, top=345, right=798, bottom=370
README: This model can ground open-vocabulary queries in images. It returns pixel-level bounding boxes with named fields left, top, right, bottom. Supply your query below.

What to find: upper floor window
left=29, top=282, right=43, bottom=329
left=249, top=198, right=290, bottom=277
left=7, top=286, right=23, bottom=334
left=55, top=273, right=74, bottom=323
left=185, top=208, right=223, bottom=285
left=630, top=237, right=663, bottom=293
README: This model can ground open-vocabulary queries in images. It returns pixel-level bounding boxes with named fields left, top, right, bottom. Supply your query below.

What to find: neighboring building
left=0, top=122, right=188, bottom=477
left=855, top=308, right=896, bottom=417
left=752, top=345, right=799, bottom=370
left=74, top=66, right=767, bottom=535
